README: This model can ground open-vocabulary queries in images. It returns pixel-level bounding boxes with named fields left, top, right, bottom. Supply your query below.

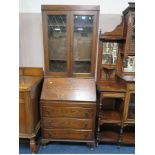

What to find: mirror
left=123, top=56, right=135, bottom=72
left=102, top=42, right=118, bottom=65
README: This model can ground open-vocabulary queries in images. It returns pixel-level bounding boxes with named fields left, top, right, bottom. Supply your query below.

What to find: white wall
left=19, top=0, right=135, bottom=14
left=19, top=13, right=44, bottom=67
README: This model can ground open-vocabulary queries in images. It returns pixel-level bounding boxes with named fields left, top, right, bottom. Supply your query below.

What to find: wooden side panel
left=31, top=80, right=42, bottom=130
left=19, top=92, right=26, bottom=133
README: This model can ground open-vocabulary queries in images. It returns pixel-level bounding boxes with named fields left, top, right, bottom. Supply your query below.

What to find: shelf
left=99, top=110, right=121, bottom=124
left=124, top=120, right=135, bottom=124
left=98, top=131, right=119, bottom=142
left=116, top=74, right=135, bottom=82
left=102, top=65, right=116, bottom=70
left=74, top=59, right=91, bottom=62
left=121, top=132, right=135, bottom=144
left=49, top=59, right=91, bottom=62
left=50, top=59, right=66, bottom=61
left=121, top=125, right=135, bottom=144
left=97, top=81, right=126, bottom=92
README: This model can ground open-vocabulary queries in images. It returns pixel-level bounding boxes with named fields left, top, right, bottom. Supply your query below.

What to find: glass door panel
left=73, top=15, right=94, bottom=73
left=127, top=93, right=135, bottom=120
left=48, top=15, right=67, bottom=72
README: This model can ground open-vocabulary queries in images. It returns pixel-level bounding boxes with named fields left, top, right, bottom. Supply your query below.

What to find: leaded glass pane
left=48, top=15, right=67, bottom=72
left=73, top=15, right=93, bottom=73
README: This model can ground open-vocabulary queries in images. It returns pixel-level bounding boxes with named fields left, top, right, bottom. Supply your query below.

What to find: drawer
left=42, top=129, right=93, bottom=140
left=41, top=106, right=94, bottom=118
left=42, top=117, right=93, bottom=129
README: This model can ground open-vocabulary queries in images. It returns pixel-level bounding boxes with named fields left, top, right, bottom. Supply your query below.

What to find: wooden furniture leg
left=30, top=138, right=37, bottom=153
left=41, top=139, right=49, bottom=147
left=87, top=142, right=95, bottom=150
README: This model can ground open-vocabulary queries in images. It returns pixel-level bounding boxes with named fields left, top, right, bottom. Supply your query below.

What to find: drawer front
left=41, top=106, right=94, bottom=118
left=42, top=129, right=93, bottom=140
left=42, top=117, right=93, bottom=129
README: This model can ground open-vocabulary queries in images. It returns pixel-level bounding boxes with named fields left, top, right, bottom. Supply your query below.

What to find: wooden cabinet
left=19, top=67, right=43, bottom=153
left=41, top=5, right=99, bottom=77
left=121, top=4, right=135, bottom=141
left=96, top=2, right=135, bottom=146
left=40, top=78, right=96, bottom=148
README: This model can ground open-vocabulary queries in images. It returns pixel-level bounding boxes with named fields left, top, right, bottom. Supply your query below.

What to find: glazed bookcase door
left=42, top=7, right=99, bottom=77
left=71, top=11, right=98, bottom=77
left=42, top=11, right=70, bottom=76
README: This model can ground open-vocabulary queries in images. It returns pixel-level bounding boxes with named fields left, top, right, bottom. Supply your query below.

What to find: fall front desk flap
left=41, top=78, right=96, bottom=102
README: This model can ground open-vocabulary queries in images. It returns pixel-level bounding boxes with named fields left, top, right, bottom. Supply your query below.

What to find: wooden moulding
left=41, top=5, right=100, bottom=11
left=123, top=2, right=135, bottom=15
left=100, top=17, right=125, bottom=42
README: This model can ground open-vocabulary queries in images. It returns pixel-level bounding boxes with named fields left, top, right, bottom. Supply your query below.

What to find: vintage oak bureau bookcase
left=96, top=2, right=135, bottom=146
left=40, top=5, right=100, bottom=148
left=19, top=67, right=43, bottom=153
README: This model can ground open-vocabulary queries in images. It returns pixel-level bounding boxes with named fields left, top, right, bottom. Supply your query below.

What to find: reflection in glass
left=48, top=15, right=67, bottom=72
left=130, top=15, right=135, bottom=51
left=73, top=15, right=93, bottom=73
left=102, top=42, right=118, bottom=64
left=123, top=56, right=135, bottom=72
left=128, top=93, right=135, bottom=119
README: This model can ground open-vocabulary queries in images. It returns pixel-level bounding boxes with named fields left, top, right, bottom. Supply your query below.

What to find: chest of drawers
left=19, top=67, right=43, bottom=153
left=40, top=78, right=96, bottom=148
